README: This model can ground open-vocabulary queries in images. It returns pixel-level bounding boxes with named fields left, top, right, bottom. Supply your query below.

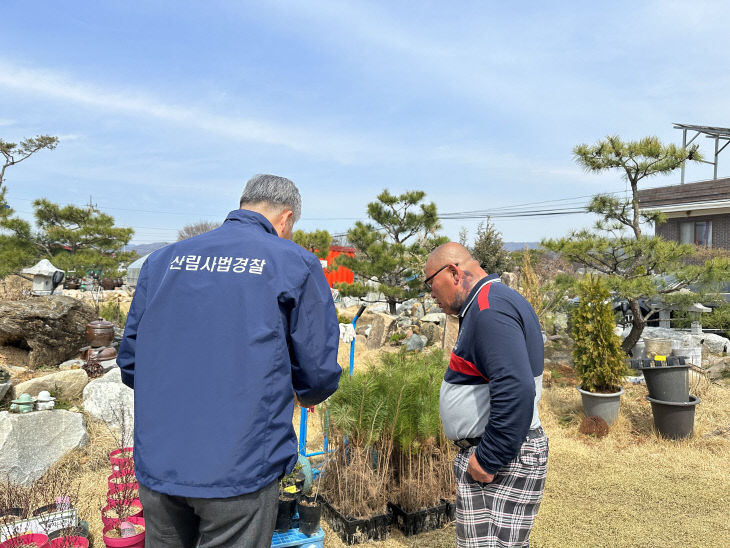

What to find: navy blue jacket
left=117, top=209, right=342, bottom=498
left=439, top=275, right=544, bottom=474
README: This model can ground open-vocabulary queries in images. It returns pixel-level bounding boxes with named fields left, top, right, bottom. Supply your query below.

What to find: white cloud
left=0, top=118, right=15, bottom=127
left=0, top=61, right=390, bottom=164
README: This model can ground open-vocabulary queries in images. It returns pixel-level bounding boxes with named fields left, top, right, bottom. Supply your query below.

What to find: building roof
left=637, top=177, right=730, bottom=209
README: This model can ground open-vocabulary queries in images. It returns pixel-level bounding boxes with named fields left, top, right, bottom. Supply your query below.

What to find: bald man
left=424, top=243, right=547, bottom=547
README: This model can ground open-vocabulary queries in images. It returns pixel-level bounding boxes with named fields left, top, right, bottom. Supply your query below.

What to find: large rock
left=443, top=314, right=459, bottom=351
left=421, top=313, right=447, bottom=325
left=366, top=313, right=398, bottom=350
left=419, top=322, right=443, bottom=346
left=13, top=370, right=89, bottom=401
left=501, top=271, right=518, bottom=289
left=0, top=296, right=96, bottom=368
left=0, top=410, right=89, bottom=486
left=82, top=367, right=134, bottom=433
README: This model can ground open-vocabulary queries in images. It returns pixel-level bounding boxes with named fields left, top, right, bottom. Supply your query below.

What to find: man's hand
left=467, top=452, right=495, bottom=484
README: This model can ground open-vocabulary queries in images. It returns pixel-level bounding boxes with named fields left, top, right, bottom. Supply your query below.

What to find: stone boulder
left=13, top=370, right=89, bottom=401
left=501, top=271, right=518, bottom=289
left=443, top=314, right=459, bottom=351
left=82, top=367, right=134, bottom=433
left=0, top=410, right=89, bottom=486
left=419, top=322, right=444, bottom=346
left=0, top=296, right=96, bottom=368
left=365, top=313, right=398, bottom=350
left=421, top=312, right=447, bottom=325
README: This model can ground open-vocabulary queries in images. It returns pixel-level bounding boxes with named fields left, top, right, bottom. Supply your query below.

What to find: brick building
left=637, top=177, right=730, bottom=249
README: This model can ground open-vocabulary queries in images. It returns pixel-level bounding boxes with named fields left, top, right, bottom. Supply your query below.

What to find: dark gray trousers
left=138, top=479, right=279, bottom=548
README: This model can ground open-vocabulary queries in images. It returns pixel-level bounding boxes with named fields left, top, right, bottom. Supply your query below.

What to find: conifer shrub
left=571, top=274, right=628, bottom=393
left=322, top=349, right=455, bottom=515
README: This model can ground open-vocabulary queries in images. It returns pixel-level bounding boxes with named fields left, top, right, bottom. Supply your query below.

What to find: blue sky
left=1, top=1, right=729, bottom=246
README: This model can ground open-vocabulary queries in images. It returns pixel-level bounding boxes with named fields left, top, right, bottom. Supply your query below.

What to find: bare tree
left=177, top=220, right=219, bottom=241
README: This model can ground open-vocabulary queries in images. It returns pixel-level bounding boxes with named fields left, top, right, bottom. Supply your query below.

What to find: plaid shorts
left=454, top=431, right=548, bottom=547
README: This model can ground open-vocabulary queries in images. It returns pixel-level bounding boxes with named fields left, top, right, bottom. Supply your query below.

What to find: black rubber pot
left=388, top=500, right=449, bottom=536
left=297, top=495, right=322, bottom=536
left=646, top=394, right=700, bottom=439
left=275, top=494, right=297, bottom=532
left=640, top=364, right=690, bottom=402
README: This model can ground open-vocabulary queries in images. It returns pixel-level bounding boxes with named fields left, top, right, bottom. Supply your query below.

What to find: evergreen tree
left=336, top=190, right=447, bottom=314
left=292, top=229, right=331, bottom=259
left=571, top=274, right=627, bottom=392
left=0, top=135, right=59, bottom=192
left=32, top=198, right=135, bottom=275
left=544, top=135, right=730, bottom=352
left=0, top=188, right=36, bottom=277
left=470, top=217, right=510, bottom=274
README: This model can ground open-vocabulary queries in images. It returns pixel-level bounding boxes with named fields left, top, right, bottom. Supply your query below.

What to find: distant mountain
left=502, top=242, right=541, bottom=252
left=124, top=242, right=170, bottom=256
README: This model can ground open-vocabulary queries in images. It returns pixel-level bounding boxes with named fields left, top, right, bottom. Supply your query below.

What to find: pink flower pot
left=101, top=499, right=143, bottom=529
left=107, top=471, right=139, bottom=494
left=0, top=533, right=51, bottom=547
left=50, top=537, right=89, bottom=548
left=102, top=517, right=145, bottom=548
left=109, top=448, right=134, bottom=472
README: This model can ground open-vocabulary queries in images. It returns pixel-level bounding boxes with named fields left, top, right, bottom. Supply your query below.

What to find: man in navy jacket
left=118, top=174, right=341, bottom=547
left=425, top=242, right=547, bottom=547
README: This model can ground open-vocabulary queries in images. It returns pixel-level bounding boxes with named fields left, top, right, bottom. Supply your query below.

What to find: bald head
left=426, top=242, right=478, bottom=271
left=425, top=242, right=488, bottom=315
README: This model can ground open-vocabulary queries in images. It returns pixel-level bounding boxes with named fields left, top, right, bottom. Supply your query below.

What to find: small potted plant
left=571, top=274, right=628, bottom=425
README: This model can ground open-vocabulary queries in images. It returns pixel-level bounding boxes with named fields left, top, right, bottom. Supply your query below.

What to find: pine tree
left=336, top=190, right=447, bottom=314
left=544, top=135, right=730, bottom=352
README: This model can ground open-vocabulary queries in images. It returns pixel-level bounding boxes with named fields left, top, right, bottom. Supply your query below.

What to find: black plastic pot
left=647, top=394, right=701, bottom=439
left=32, top=503, right=60, bottom=516
left=388, top=500, right=449, bottom=536
left=321, top=497, right=392, bottom=545
left=0, top=507, right=23, bottom=521
left=275, top=494, right=297, bottom=532
left=640, top=364, right=690, bottom=402
left=441, top=498, right=456, bottom=522
left=297, top=495, right=322, bottom=536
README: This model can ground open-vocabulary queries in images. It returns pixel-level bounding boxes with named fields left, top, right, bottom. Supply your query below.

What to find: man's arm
left=472, top=308, right=536, bottom=476
left=117, top=261, right=150, bottom=389
left=288, top=258, right=342, bottom=407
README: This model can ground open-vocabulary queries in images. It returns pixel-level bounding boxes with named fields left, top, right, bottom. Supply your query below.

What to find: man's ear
left=276, top=209, right=294, bottom=238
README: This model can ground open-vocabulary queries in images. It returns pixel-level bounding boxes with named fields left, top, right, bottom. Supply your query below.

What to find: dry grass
left=12, top=340, right=728, bottom=548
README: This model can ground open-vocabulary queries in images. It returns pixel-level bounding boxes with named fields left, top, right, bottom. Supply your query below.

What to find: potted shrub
left=102, top=517, right=145, bottom=548
left=571, top=274, right=628, bottom=425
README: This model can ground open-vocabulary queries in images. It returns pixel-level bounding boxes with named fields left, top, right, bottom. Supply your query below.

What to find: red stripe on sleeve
left=449, top=352, right=488, bottom=380
left=478, top=282, right=492, bottom=310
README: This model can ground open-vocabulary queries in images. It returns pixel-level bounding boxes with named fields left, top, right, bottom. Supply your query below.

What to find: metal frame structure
left=298, top=304, right=366, bottom=465
left=674, top=123, right=730, bottom=183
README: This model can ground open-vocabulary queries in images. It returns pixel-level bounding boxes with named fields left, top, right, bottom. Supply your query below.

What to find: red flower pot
left=102, top=517, right=145, bottom=548
left=50, top=537, right=89, bottom=548
left=101, top=499, right=143, bottom=529
left=109, top=448, right=134, bottom=472
left=0, top=533, right=51, bottom=547
left=107, top=471, right=139, bottom=494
